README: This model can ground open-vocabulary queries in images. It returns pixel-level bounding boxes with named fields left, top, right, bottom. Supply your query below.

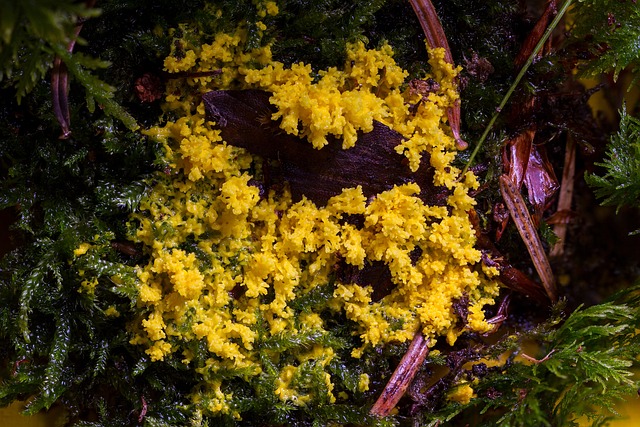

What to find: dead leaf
left=203, top=89, right=442, bottom=207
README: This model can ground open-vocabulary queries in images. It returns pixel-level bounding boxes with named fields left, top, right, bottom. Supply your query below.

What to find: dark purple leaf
left=203, top=89, right=441, bottom=206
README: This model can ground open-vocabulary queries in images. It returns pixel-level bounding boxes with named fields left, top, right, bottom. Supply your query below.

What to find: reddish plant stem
left=408, top=0, right=453, bottom=63
left=370, top=332, right=430, bottom=417
left=520, top=349, right=556, bottom=364
left=408, top=0, right=467, bottom=150
left=51, top=0, right=96, bottom=139
left=138, top=395, right=148, bottom=423
left=514, top=0, right=559, bottom=69
left=52, top=58, right=72, bottom=139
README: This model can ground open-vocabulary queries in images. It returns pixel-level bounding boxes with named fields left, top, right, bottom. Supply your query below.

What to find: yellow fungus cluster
left=122, top=14, right=499, bottom=413
left=243, top=41, right=407, bottom=149
left=447, top=383, right=476, bottom=405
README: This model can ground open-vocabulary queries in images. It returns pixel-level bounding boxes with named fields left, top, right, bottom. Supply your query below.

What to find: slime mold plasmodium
left=105, top=12, right=500, bottom=416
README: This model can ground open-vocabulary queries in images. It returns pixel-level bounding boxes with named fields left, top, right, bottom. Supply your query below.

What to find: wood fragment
left=550, top=136, right=576, bottom=257
left=499, top=175, right=557, bottom=301
left=111, top=241, right=140, bottom=257
left=370, top=332, right=430, bottom=417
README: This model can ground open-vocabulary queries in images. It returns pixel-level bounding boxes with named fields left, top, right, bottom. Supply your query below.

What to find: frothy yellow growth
left=243, top=42, right=407, bottom=149
left=73, top=243, right=92, bottom=256
left=104, top=305, right=120, bottom=317
left=78, top=277, right=98, bottom=297
left=447, top=383, right=476, bottom=405
left=132, top=18, right=499, bottom=413
left=189, top=379, right=233, bottom=416
left=274, top=347, right=337, bottom=406
left=358, top=373, right=370, bottom=392
left=256, top=0, right=279, bottom=18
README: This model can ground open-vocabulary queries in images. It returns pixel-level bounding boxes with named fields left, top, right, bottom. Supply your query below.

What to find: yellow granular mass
left=275, top=365, right=309, bottom=405
left=358, top=373, right=370, bottom=392
left=78, top=277, right=99, bottom=297
left=189, top=379, right=233, bottom=416
left=447, top=383, right=476, bottom=405
left=104, top=305, right=120, bottom=317
left=130, top=19, right=500, bottom=414
left=73, top=242, right=92, bottom=256
left=273, top=346, right=337, bottom=406
left=243, top=41, right=407, bottom=149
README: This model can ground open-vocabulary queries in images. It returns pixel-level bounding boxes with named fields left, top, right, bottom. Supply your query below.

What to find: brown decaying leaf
left=499, top=175, right=557, bottom=302
left=505, top=127, right=535, bottom=190
left=503, top=124, right=559, bottom=226
left=202, top=89, right=442, bottom=207
left=523, top=143, right=560, bottom=224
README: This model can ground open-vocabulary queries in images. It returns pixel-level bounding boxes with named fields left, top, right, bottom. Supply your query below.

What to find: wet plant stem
left=370, top=332, right=430, bottom=417
left=462, top=0, right=573, bottom=175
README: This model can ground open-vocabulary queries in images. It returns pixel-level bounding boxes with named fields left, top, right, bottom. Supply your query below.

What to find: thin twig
left=51, top=57, right=71, bottom=139
left=51, top=0, right=96, bottom=139
left=520, top=349, right=556, bottom=364
left=462, top=0, right=574, bottom=175
left=370, top=332, right=430, bottom=417
left=499, top=175, right=557, bottom=301
left=550, top=136, right=576, bottom=257
left=483, top=293, right=511, bottom=335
